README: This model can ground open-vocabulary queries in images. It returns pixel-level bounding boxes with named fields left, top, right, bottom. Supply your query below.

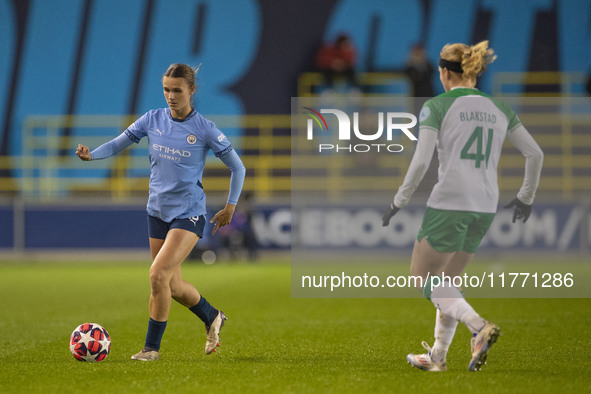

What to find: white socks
left=429, top=279, right=486, bottom=335
left=430, top=309, right=458, bottom=363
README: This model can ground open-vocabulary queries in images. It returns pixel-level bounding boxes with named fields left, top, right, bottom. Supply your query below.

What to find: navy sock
left=189, top=296, right=219, bottom=326
left=145, top=318, right=167, bottom=351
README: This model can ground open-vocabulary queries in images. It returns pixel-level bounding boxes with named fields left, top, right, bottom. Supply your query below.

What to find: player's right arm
left=382, top=126, right=437, bottom=226
left=382, top=98, right=440, bottom=226
left=76, top=113, right=148, bottom=162
left=75, top=132, right=135, bottom=161
left=392, top=127, right=438, bottom=209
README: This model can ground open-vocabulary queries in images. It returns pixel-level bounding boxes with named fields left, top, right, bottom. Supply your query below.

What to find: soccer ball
left=69, top=323, right=111, bottom=362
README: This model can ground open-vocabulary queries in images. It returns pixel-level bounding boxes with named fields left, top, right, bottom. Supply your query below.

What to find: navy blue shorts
left=147, top=215, right=206, bottom=239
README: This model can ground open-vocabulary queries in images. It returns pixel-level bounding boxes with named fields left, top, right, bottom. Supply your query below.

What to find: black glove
left=504, top=197, right=532, bottom=223
left=382, top=203, right=400, bottom=226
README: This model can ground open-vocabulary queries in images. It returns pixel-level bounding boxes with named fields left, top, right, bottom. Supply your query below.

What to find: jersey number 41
left=460, top=126, right=494, bottom=169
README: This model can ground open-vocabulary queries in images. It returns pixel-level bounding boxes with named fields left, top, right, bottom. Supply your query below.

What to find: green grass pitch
left=0, top=258, right=589, bottom=393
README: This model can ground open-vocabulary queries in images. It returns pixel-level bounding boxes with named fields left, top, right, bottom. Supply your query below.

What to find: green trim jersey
left=418, top=88, right=521, bottom=213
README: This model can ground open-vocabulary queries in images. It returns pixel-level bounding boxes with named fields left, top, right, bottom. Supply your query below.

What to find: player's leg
left=170, top=264, right=226, bottom=353
left=182, top=279, right=226, bottom=354
left=170, top=266, right=221, bottom=328
left=407, top=238, right=455, bottom=371
left=169, top=262, right=226, bottom=354
left=428, top=309, right=459, bottom=366
left=408, top=209, right=497, bottom=371
left=149, top=229, right=198, bottom=320
left=166, top=216, right=227, bottom=354
left=411, top=210, right=487, bottom=334
left=460, top=214, right=500, bottom=371
left=132, top=229, right=197, bottom=361
left=131, top=217, right=166, bottom=361
left=442, top=250, right=473, bottom=278
left=427, top=251, right=473, bottom=364
left=408, top=245, right=480, bottom=372
left=418, top=240, right=487, bottom=336
left=424, top=212, right=499, bottom=371
left=169, top=264, right=200, bottom=308
left=410, top=238, right=454, bottom=283
left=149, top=237, right=165, bottom=260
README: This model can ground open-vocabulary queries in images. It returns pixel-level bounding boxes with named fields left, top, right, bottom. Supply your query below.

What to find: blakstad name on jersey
left=459, top=111, right=497, bottom=123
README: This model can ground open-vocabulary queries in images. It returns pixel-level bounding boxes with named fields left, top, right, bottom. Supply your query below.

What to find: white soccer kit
left=394, top=87, right=543, bottom=213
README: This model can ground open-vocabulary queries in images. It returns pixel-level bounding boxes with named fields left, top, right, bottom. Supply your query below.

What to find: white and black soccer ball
left=69, top=323, right=111, bottom=362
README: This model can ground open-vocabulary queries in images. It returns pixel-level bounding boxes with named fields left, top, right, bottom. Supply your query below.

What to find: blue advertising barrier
left=1, top=202, right=587, bottom=253
left=253, top=203, right=589, bottom=252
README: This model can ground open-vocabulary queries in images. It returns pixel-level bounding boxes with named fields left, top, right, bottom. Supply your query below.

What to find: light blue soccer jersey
left=124, top=108, right=234, bottom=222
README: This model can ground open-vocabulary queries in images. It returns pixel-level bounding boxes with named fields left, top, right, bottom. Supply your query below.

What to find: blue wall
left=1, top=0, right=590, bottom=157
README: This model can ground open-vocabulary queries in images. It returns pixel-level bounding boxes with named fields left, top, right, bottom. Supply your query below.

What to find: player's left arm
left=209, top=148, right=246, bottom=235
left=504, top=124, right=544, bottom=222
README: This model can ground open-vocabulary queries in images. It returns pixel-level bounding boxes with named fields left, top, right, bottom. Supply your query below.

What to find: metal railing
left=8, top=114, right=292, bottom=201
left=0, top=72, right=589, bottom=202
left=297, top=71, right=411, bottom=97
left=492, top=71, right=588, bottom=96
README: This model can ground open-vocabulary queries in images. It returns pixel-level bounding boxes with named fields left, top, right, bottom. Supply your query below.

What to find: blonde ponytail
left=440, top=40, right=497, bottom=80
left=461, top=41, right=496, bottom=79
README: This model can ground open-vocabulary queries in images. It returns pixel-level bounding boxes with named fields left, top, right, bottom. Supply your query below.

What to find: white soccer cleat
left=407, top=341, right=447, bottom=372
left=131, top=348, right=160, bottom=361
left=205, top=311, right=227, bottom=354
left=469, top=321, right=500, bottom=371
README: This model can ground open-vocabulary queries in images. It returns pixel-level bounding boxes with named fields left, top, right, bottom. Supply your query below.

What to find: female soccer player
left=382, top=41, right=543, bottom=371
left=76, top=64, right=246, bottom=361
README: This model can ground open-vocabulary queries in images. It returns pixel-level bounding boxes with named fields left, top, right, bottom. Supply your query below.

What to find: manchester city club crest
left=187, top=134, right=197, bottom=144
